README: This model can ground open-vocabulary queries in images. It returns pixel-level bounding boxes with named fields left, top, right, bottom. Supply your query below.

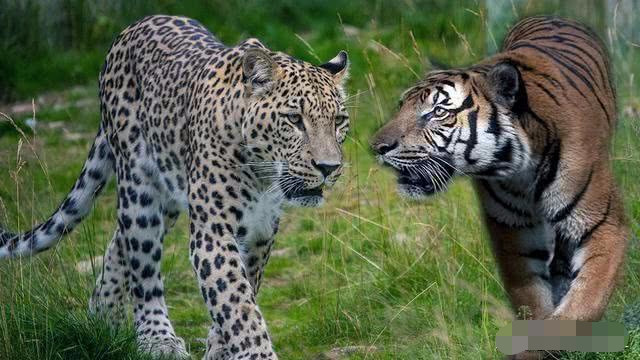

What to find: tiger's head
left=371, top=62, right=531, bottom=199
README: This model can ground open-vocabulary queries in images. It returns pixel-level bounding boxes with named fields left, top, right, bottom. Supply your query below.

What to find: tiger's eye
left=434, top=107, right=448, bottom=117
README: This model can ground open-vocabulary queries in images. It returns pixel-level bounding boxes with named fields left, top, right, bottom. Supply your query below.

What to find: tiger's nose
left=312, top=160, right=340, bottom=178
left=372, top=141, right=398, bottom=155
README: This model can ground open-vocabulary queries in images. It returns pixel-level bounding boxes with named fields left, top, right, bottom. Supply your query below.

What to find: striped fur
left=372, top=16, right=628, bottom=326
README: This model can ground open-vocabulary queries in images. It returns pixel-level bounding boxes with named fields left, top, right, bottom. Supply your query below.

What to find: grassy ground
left=1, top=1, right=639, bottom=359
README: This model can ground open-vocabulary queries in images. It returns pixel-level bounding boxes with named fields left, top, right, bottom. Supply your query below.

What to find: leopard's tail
left=0, top=125, right=114, bottom=258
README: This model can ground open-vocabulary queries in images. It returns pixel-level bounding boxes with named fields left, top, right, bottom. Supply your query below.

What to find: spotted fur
left=0, top=15, right=350, bottom=359
left=372, top=15, right=628, bottom=331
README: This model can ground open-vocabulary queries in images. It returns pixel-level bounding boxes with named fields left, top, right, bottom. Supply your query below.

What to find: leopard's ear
left=242, top=48, right=280, bottom=97
left=239, top=38, right=267, bottom=50
left=320, top=50, right=349, bottom=85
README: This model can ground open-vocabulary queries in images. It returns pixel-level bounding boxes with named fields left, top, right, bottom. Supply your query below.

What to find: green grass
left=1, top=1, right=640, bottom=359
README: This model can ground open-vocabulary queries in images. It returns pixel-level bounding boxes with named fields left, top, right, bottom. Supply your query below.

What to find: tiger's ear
left=320, top=50, right=349, bottom=85
left=487, top=62, right=523, bottom=110
left=242, top=48, right=281, bottom=96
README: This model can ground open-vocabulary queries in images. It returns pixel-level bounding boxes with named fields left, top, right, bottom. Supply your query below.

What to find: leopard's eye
left=335, top=115, right=349, bottom=127
left=287, top=113, right=302, bottom=123
left=433, top=107, right=448, bottom=118
left=282, top=113, right=305, bottom=131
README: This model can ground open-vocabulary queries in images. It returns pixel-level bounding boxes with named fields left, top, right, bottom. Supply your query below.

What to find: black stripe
left=534, top=139, right=561, bottom=202
left=486, top=103, right=501, bottom=140
left=550, top=230, right=577, bottom=305
left=546, top=47, right=612, bottom=124
left=578, top=195, right=612, bottom=247
left=458, top=94, right=474, bottom=112
left=516, top=25, right=556, bottom=44
left=497, top=181, right=528, bottom=198
left=507, top=18, right=555, bottom=45
left=439, top=80, right=455, bottom=87
left=519, top=249, right=550, bottom=261
left=510, top=43, right=588, bottom=95
left=481, top=180, right=532, bottom=218
left=494, top=138, right=513, bottom=163
left=510, top=42, right=612, bottom=124
left=430, top=129, right=447, bottom=142
left=524, top=107, right=552, bottom=133
left=437, top=130, right=455, bottom=151
left=450, top=127, right=463, bottom=146
left=463, top=109, right=478, bottom=165
left=513, top=61, right=566, bottom=91
left=546, top=45, right=601, bottom=90
left=571, top=269, right=580, bottom=280
left=507, top=17, right=539, bottom=38
left=557, top=31, right=607, bottom=65
left=549, top=19, right=601, bottom=46
left=531, top=36, right=607, bottom=87
left=471, top=165, right=512, bottom=177
left=530, top=80, right=561, bottom=107
left=422, top=131, right=436, bottom=148
left=550, top=168, right=594, bottom=223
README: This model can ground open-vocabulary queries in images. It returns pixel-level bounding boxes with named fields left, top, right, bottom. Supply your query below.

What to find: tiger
left=371, top=15, right=628, bottom=356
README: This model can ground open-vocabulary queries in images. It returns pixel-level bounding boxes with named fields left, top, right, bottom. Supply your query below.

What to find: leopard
left=0, top=15, right=350, bottom=359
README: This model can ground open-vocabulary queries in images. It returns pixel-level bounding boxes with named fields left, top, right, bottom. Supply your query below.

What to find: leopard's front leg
left=188, top=172, right=277, bottom=360
left=241, top=233, right=276, bottom=295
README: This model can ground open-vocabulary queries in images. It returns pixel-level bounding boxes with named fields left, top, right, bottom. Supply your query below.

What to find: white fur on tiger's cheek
left=571, top=247, right=587, bottom=274
left=440, top=82, right=466, bottom=108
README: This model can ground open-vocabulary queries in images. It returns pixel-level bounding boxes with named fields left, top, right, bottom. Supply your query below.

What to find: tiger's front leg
left=543, top=181, right=628, bottom=321
left=188, top=170, right=277, bottom=360
left=477, top=181, right=555, bottom=320
left=483, top=216, right=555, bottom=320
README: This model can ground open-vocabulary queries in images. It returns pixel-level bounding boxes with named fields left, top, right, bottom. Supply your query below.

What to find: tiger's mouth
left=381, top=156, right=455, bottom=198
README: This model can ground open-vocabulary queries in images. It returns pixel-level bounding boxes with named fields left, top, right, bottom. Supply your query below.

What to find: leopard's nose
left=312, top=160, right=340, bottom=178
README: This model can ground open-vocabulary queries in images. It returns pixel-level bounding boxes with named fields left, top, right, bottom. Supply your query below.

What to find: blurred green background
left=0, top=0, right=639, bottom=359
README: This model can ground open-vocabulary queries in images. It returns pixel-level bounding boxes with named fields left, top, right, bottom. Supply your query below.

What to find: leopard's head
left=240, top=43, right=349, bottom=207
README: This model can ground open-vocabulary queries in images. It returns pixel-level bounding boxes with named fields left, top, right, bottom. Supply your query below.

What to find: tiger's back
left=500, top=16, right=616, bottom=136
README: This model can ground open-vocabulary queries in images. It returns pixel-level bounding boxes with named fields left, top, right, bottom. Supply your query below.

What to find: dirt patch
left=0, top=85, right=95, bottom=116
left=271, top=247, right=292, bottom=257
left=75, top=256, right=103, bottom=274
